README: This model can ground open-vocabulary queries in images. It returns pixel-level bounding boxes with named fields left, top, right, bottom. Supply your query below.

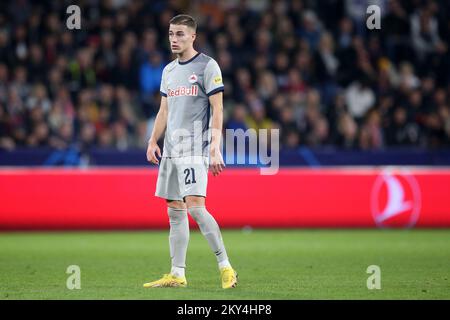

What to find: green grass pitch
left=0, top=229, right=449, bottom=299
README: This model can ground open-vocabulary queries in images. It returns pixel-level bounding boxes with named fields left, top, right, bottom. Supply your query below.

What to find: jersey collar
left=178, top=52, right=201, bottom=65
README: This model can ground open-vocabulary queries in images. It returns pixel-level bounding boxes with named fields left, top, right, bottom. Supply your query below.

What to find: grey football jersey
left=160, top=52, right=224, bottom=158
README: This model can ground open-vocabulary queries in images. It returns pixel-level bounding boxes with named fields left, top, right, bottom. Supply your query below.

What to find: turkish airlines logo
left=168, top=85, right=199, bottom=97
left=370, top=171, right=421, bottom=228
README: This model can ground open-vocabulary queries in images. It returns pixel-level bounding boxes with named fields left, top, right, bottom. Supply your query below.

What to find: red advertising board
left=0, top=168, right=449, bottom=229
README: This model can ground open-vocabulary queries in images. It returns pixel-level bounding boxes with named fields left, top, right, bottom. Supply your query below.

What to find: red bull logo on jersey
left=188, top=73, right=198, bottom=83
left=168, top=85, right=199, bottom=97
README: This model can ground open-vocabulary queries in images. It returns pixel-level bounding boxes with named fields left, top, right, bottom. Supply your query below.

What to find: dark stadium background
left=1, top=0, right=450, bottom=161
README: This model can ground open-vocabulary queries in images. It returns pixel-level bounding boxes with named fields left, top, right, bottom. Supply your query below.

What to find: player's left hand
left=209, top=147, right=225, bottom=177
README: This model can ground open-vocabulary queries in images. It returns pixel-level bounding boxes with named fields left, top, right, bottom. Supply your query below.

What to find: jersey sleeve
left=160, top=67, right=167, bottom=97
left=204, top=59, right=224, bottom=97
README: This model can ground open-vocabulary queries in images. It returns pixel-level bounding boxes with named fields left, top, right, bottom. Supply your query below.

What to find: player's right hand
left=146, top=140, right=161, bottom=165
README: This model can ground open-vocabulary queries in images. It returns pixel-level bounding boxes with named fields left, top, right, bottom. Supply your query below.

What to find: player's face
left=168, top=24, right=196, bottom=54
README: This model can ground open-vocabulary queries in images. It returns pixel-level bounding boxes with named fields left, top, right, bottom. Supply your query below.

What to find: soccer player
left=143, top=14, right=238, bottom=289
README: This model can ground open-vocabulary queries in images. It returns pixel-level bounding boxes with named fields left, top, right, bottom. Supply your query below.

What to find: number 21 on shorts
left=184, top=168, right=196, bottom=185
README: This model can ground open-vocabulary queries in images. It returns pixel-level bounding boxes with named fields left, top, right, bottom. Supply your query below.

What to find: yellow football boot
left=143, top=274, right=187, bottom=288
left=220, top=267, right=238, bottom=289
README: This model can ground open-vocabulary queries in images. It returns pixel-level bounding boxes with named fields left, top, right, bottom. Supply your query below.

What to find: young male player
left=143, top=14, right=238, bottom=289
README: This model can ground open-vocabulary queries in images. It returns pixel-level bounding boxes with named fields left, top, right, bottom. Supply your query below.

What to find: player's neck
left=178, top=48, right=198, bottom=63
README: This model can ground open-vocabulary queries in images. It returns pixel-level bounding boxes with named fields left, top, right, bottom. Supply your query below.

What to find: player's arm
left=209, top=92, right=225, bottom=176
left=146, top=96, right=168, bottom=165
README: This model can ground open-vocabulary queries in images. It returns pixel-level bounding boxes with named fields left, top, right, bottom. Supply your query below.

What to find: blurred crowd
left=1, top=0, right=450, bottom=154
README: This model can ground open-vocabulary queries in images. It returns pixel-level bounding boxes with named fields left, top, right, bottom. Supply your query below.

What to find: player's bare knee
left=166, top=200, right=186, bottom=209
left=184, top=196, right=205, bottom=209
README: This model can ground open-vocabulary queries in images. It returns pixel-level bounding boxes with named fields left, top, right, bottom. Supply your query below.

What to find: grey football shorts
left=155, top=156, right=209, bottom=201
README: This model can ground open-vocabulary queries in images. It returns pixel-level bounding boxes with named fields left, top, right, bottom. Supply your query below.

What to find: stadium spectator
left=0, top=0, right=449, bottom=158
left=226, top=103, right=248, bottom=132
left=139, top=52, right=164, bottom=97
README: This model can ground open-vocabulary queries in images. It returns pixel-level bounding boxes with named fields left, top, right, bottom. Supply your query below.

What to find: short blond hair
left=169, top=14, right=197, bottom=31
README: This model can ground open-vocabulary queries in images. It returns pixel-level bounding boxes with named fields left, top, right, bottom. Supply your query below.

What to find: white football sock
left=167, top=207, right=189, bottom=275
left=218, top=259, right=231, bottom=269
left=189, top=206, right=230, bottom=265
left=170, top=266, right=185, bottom=278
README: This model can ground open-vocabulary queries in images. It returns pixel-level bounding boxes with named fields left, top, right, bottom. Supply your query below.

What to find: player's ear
left=191, top=33, right=196, bottom=42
